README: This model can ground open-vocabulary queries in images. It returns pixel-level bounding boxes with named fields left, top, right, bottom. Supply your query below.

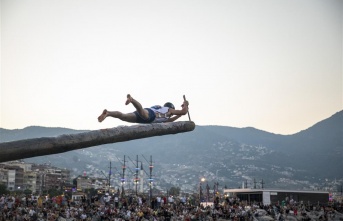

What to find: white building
left=0, top=169, right=15, bottom=190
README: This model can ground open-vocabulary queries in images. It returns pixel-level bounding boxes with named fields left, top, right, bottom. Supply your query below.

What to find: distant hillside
left=1, top=110, right=342, bottom=190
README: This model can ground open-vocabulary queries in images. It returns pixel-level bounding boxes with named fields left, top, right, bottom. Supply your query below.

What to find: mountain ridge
left=0, top=110, right=342, bottom=190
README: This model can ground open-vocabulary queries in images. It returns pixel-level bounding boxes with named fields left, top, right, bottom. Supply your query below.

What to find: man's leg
left=98, top=109, right=137, bottom=123
left=125, top=94, right=149, bottom=119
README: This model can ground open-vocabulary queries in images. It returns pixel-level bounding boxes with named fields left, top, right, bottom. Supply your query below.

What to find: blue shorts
left=134, top=108, right=156, bottom=123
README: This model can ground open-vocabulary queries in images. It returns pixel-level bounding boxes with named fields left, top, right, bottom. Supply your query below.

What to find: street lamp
left=199, top=178, right=205, bottom=204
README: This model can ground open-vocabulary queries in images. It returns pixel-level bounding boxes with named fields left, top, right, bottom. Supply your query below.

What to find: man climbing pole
left=98, top=94, right=189, bottom=124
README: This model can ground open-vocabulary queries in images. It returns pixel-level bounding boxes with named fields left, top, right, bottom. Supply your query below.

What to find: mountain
left=1, top=111, right=342, bottom=191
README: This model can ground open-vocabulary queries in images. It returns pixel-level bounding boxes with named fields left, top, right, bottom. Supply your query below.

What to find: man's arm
left=169, top=100, right=189, bottom=115
left=165, top=115, right=182, bottom=122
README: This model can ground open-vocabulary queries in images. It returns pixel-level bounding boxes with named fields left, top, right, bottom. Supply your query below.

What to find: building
left=32, top=164, right=71, bottom=193
left=76, top=176, right=108, bottom=192
left=0, top=161, right=71, bottom=194
left=77, top=176, right=93, bottom=191
left=223, top=188, right=330, bottom=205
left=0, top=168, right=16, bottom=191
left=23, top=171, right=37, bottom=193
left=0, top=163, right=24, bottom=190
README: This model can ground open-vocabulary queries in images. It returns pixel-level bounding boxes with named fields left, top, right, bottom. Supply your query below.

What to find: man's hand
left=182, top=95, right=191, bottom=121
left=182, top=100, right=189, bottom=107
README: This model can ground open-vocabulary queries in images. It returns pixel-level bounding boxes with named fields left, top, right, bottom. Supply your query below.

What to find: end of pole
left=182, top=95, right=191, bottom=121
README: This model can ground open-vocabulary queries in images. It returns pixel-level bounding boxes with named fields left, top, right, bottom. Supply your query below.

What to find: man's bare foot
left=125, top=94, right=133, bottom=105
left=98, top=109, right=108, bottom=122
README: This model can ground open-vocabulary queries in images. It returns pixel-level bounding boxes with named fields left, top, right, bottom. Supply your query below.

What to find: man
left=98, top=94, right=189, bottom=124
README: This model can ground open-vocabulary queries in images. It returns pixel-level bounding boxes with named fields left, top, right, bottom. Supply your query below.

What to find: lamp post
left=108, top=161, right=113, bottom=193
left=100, top=171, right=109, bottom=193
left=214, top=169, right=220, bottom=200
left=141, top=154, right=154, bottom=208
left=148, top=155, right=153, bottom=208
left=121, top=155, right=126, bottom=197
left=134, top=155, right=139, bottom=196
left=199, top=177, right=205, bottom=204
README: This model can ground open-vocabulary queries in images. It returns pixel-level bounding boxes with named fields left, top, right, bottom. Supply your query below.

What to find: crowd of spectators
left=0, top=193, right=342, bottom=221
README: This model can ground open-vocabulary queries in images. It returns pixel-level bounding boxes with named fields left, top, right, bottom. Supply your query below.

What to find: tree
left=0, top=184, right=9, bottom=195
left=24, top=189, right=32, bottom=195
left=48, top=188, right=63, bottom=197
left=85, top=188, right=98, bottom=197
left=168, top=186, right=180, bottom=196
left=72, top=178, right=78, bottom=187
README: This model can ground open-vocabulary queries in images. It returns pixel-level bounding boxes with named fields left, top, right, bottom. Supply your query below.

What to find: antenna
left=261, top=179, right=265, bottom=189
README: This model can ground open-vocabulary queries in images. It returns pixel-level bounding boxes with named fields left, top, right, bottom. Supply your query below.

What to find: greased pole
left=183, top=95, right=191, bottom=121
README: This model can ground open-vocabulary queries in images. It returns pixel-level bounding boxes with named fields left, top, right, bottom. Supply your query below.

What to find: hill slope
left=1, top=111, right=342, bottom=190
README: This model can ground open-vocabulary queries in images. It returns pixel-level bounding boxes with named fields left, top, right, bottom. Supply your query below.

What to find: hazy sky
left=1, top=0, right=342, bottom=135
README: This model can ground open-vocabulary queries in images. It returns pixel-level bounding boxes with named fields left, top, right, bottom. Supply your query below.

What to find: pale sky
left=1, top=0, right=342, bottom=135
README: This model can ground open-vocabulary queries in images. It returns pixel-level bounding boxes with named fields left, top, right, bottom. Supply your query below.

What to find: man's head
left=164, top=102, right=175, bottom=110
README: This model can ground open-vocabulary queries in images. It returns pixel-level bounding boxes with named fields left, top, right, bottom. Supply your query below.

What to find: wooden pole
left=183, top=95, right=191, bottom=121
left=0, top=121, right=195, bottom=163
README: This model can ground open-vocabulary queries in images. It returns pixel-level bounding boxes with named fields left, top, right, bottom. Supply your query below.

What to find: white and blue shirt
left=149, top=106, right=170, bottom=123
